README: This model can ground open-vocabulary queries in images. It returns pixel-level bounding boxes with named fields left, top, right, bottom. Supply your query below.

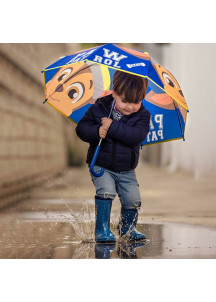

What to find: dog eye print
left=66, top=82, right=85, bottom=103
left=162, top=72, right=177, bottom=88
left=56, top=67, right=73, bottom=82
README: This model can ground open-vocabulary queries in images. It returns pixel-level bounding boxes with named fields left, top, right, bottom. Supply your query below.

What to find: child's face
left=112, top=91, right=141, bottom=115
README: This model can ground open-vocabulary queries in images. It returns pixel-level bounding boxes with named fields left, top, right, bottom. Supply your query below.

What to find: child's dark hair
left=112, top=70, right=148, bottom=103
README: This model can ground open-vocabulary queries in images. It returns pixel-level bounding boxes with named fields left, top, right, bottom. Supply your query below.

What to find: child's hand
left=101, top=117, right=113, bottom=129
left=99, top=125, right=108, bottom=139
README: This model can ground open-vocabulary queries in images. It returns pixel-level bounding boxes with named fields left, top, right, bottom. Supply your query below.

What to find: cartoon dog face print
left=154, top=64, right=187, bottom=109
left=46, top=62, right=95, bottom=117
left=145, top=90, right=175, bottom=110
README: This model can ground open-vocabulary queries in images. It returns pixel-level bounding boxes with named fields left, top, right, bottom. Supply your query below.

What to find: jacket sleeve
left=107, top=110, right=150, bottom=147
left=75, top=105, right=100, bottom=145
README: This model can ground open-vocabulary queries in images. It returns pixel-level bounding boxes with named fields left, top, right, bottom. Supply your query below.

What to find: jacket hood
left=95, top=94, right=114, bottom=115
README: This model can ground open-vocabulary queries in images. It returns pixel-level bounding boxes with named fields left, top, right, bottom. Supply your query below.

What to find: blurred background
left=0, top=43, right=215, bottom=209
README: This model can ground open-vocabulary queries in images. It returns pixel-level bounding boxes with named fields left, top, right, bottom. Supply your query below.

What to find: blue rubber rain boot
left=118, top=208, right=146, bottom=241
left=95, top=197, right=116, bottom=243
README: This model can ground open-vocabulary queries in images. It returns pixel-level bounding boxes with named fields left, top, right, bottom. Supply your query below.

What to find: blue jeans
left=89, top=165, right=141, bottom=210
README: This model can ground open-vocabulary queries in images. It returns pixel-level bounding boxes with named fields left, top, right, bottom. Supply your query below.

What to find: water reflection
left=117, top=242, right=146, bottom=259
left=95, top=243, right=116, bottom=259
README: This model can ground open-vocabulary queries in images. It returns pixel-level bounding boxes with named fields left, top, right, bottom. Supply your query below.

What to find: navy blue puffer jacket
left=75, top=94, right=150, bottom=172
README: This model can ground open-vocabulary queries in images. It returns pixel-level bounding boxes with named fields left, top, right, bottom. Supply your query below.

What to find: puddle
left=0, top=199, right=216, bottom=259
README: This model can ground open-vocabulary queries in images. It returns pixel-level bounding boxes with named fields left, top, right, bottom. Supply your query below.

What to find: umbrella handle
left=90, top=144, right=105, bottom=177
left=90, top=99, right=115, bottom=178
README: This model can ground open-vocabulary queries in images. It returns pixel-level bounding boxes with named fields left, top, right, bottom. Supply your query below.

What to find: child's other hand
left=99, top=125, right=108, bottom=139
left=101, top=117, right=113, bottom=129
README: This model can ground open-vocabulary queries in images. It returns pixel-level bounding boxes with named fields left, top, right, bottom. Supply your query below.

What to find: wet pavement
left=0, top=198, right=216, bottom=259
left=26, top=164, right=216, bottom=228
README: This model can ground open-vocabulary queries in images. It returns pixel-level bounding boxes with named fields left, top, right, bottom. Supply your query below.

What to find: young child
left=75, top=70, right=150, bottom=243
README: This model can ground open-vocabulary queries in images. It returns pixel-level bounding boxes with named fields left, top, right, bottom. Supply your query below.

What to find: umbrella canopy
left=42, top=43, right=189, bottom=146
